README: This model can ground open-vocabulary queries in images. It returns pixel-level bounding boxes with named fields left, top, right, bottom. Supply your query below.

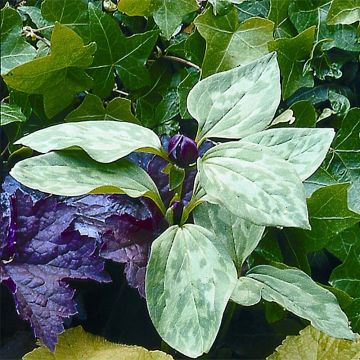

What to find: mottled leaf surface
left=23, top=326, right=173, bottom=359
left=244, top=128, right=335, bottom=180
left=247, top=265, right=355, bottom=340
left=146, top=225, right=237, bottom=358
left=199, top=141, right=310, bottom=228
left=195, top=7, right=274, bottom=76
left=0, top=6, right=36, bottom=74
left=187, top=53, right=280, bottom=141
left=193, top=202, right=265, bottom=270
left=230, top=277, right=263, bottom=306
left=15, top=120, right=162, bottom=163
left=10, top=151, right=164, bottom=213
left=3, top=23, right=96, bottom=118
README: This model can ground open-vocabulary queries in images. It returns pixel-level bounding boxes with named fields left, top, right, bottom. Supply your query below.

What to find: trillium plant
left=3, top=53, right=356, bottom=357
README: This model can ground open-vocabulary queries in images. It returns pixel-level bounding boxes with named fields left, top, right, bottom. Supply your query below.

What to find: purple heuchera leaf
left=168, top=134, right=199, bottom=168
left=0, top=187, right=110, bottom=351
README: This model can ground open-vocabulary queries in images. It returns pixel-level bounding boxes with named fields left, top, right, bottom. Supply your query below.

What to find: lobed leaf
left=327, top=0, right=360, bottom=25
left=15, top=120, right=163, bottom=163
left=0, top=102, right=26, bottom=126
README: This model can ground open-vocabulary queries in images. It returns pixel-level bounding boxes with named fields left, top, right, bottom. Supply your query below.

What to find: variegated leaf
left=187, top=53, right=280, bottom=142
left=198, top=141, right=310, bottom=229
left=244, top=128, right=335, bottom=181
left=146, top=224, right=237, bottom=358
left=247, top=265, right=355, bottom=341
left=230, top=277, right=263, bottom=306
left=193, top=202, right=265, bottom=270
left=15, top=121, right=163, bottom=163
left=10, top=151, right=165, bottom=213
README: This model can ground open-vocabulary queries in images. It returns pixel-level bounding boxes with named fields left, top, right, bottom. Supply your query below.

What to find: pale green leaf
left=15, top=121, right=163, bottom=163
left=23, top=326, right=173, bottom=359
left=0, top=102, right=26, bottom=126
left=230, top=277, right=263, bottom=306
left=187, top=53, right=281, bottom=142
left=195, top=7, right=274, bottom=76
left=65, top=94, right=140, bottom=124
left=269, top=27, right=315, bottom=99
left=247, top=265, right=355, bottom=340
left=327, top=0, right=360, bottom=25
left=118, top=0, right=199, bottom=39
left=88, top=4, right=158, bottom=96
left=198, top=141, right=310, bottom=228
left=244, top=128, right=335, bottom=181
left=208, top=0, right=246, bottom=15
left=193, top=202, right=265, bottom=269
left=146, top=224, right=237, bottom=358
left=268, top=325, right=360, bottom=360
left=0, top=6, right=36, bottom=74
left=10, top=151, right=164, bottom=213
left=3, top=23, right=96, bottom=118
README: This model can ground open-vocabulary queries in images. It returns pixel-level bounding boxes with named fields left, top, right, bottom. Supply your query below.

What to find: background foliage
left=1, top=0, right=359, bottom=359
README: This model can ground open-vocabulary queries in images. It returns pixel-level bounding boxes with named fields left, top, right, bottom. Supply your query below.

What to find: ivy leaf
left=3, top=23, right=96, bottom=118
left=0, top=6, right=36, bottom=75
left=306, top=108, right=360, bottom=213
left=187, top=53, right=280, bottom=142
left=208, top=0, right=246, bottom=15
left=0, top=103, right=26, bottom=126
left=88, top=4, right=158, bottom=97
left=65, top=94, right=140, bottom=123
left=194, top=7, right=274, bottom=77
left=268, top=0, right=296, bottom=38
left=268, top=326, right=360, bottom=360
left=244, top=128, right=335, bottom=181
left=199, top=141, right=310, bottom=229
left=288, top=0, right=360, bottom=52
left=193, top=202, right=265, bottom=270
left=269, top=27, right=315, bottom=99
left=246, top=265, right=355, bottom=340
left=177, top=70, right=200, bottom=119
left=41, top=0, right=89, bottom=40
left=236, top=0, right=271, bottom=21
left=330, top=246, right=360, bottom=299
left=327, top=0, right=360, bottom=25
left=10, top=151, right=165, bottom=214
left=118, top=0, right=199, bottom=39
left=0, top=190, right=110, bottom=351
left=146, top=224, right=237, bottom=358
left=23, top=326, right=173, bottom=359
left=15, top=120, right=163, bottom=163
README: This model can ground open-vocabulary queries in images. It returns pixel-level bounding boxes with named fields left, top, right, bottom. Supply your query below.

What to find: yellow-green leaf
left=23, top=326, right=173, bottom=360
left=267, top=325, right=360, bottom=360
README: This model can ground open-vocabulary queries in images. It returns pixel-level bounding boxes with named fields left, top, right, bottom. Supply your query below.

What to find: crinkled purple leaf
left=100, top=214, right=154, bottom=297
left=0, top=190, right=110, bottom=351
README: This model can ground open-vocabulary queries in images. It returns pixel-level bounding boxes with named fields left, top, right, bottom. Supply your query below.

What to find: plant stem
left=217, top=301, right=237, bottom=345
left=162, top=55, right=201, bottom=71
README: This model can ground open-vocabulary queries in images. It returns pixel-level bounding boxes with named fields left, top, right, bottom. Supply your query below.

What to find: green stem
left=217, top=301, right=237, bottom=345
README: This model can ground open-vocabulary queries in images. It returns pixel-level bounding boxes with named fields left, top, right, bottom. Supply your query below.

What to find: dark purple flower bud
left=168, top=134, right=198, bottom=168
